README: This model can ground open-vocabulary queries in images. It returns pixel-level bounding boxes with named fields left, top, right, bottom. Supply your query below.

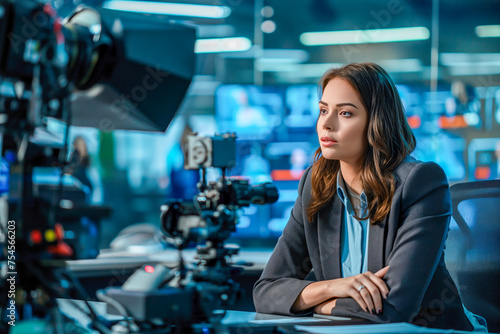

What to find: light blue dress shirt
left=336, top=172, right=370, bottom=278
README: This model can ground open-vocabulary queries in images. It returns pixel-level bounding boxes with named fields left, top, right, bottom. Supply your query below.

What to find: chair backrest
left=447, top=179, right=500, bottom=332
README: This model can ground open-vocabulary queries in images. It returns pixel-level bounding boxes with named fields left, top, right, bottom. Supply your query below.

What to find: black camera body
left=0, top=0, right=114, bottom=111
left=162, top=133, right=278, bottom=247
left=0, top=0, right=59, bottom=81
left=162, top=178, right=279, bottom=246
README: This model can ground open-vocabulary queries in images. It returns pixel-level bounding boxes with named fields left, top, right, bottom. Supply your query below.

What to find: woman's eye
left=340, top=110, right=353, bottom=117
left=320, top=109, right=328, bottom=115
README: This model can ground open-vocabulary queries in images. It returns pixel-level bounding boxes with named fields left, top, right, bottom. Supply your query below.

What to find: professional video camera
left=0, top=0, right=195, bottom=332
left=103, top=133, right=279, bottom=332
left=163, top=133, right=279, bottom=247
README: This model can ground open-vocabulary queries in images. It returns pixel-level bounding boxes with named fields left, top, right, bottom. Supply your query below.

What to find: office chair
left=447, top=180, right=500, bottom=332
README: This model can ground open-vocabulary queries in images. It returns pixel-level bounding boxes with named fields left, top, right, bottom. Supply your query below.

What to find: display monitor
left=413, top=133, right=466, bottom=181
left=215, top=85, right=285, bottom=140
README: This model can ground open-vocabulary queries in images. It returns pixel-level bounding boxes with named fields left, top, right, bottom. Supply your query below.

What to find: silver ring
left=357, top=285, right=365, bottom=292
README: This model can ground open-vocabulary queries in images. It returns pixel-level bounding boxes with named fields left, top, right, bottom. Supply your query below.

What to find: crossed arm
left=293, top=266, right=389, bottom=315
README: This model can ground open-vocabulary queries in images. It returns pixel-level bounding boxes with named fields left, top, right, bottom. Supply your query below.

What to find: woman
left=253, top=63, right=486, bottom=331
left=67, top=136, right=93, bottom=192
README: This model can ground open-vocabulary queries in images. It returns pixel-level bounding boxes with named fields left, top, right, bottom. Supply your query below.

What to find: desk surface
left=67, top=248, right=274, bottom=273
left=56, top=299, right=478, bottom=334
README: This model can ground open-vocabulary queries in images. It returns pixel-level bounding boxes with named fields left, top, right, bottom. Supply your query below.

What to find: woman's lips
left=320, top=137, right=337, bottom=147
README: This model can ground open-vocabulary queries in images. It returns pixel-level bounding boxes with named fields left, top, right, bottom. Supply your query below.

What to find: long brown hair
left=307, top=62, right=416, bottom=224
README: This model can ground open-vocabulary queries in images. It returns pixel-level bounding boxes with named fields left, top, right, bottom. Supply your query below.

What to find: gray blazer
left=253, top=157, right=474, bottom=331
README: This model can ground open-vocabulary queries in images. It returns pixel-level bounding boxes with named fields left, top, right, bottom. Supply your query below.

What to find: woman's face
left=74, top=138, right=88, bottom=156
left=316, top=77, right=369, bottom=167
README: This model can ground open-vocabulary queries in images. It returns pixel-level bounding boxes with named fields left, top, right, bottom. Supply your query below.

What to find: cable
left=28, top=265, right=109, bottom=334
left=157, top=268, right=177, bottom=289
left=95, top=290, right=134, bottom=332
left=62, top=269, right=112, bottom=334
left=51, top=306, right=65, bottom=334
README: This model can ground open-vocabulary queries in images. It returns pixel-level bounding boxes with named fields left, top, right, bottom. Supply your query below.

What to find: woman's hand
left=314, top=298, right=337, bottom=314
left=292, top=266, right=389, bottom=314
left=325, top=266, right=389, bottom=314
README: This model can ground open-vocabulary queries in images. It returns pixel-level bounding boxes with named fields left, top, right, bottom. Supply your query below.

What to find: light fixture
left=102, top=1, right=231, bottom=19
left=261, top=20, right=276, bottom=34
left=447, top=66, right=500, bottom=76
left=440, top=53, right=500, bottom=76
left=300, top=26, right=430, bottom=46
left=261, top=6, right=274, bottom=18
left=260, top=63, right=343, bottom=77
left=475, top=25, right=500, bottom=38
left=195, top=37, right=252, bottom=53
left=441, top=53, right=500, bottom=67
left=377, top=59, right=423, bottom=73
left=257, top=49, right=309, bottom=64
left=261, top=59, right=422, bottom=75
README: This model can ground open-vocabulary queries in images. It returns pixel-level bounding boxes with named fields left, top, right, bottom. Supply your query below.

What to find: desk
left=66, top=249, right=273, bottom=311
left=54, top=299, right=478, bottom=334
left=218, top=312, right=478, bottom=334
left=66, top=252, right=495, bottom=333
left=67, top=248, right=274, bottom=273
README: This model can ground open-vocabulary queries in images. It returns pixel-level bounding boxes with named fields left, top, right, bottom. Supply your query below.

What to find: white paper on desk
left=313, top=314, right=352, bottom=321
left=295, top=322, right=456, bottom=334
left=250, top=317, right=329, bottom=324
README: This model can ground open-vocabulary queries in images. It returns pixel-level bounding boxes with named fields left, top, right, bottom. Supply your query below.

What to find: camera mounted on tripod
left=104, top=133, right=279, bottom=330
left=162, top=133, right=278, bottom=250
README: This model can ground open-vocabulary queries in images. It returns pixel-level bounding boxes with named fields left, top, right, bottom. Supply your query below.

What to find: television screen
left=467, top=137, right=500, bottom=180
left=227, top=140, right=315, bottom=241
left=421, top=85, right=481, bottom=129
left=215, top=85, right=285, bottom=140
left=218, top=83, right=481, bottom=242
left=396, top=84, right=424, bottom=130
left=495, top=88, right=500, bottom=125
left=413, top=133, right=466, bottom=181
left=0, top=158, right=9, bottom=195
left=284, top=85, right=319, bottom=127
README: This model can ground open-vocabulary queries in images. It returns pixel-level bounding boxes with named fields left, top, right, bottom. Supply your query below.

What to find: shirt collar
left=336, top=171, right=348, bottom=203
left=336, top=171, right=368, bottom=209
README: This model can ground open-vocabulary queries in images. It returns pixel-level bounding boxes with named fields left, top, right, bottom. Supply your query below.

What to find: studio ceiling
left=72, top=0, right=500, bottom=96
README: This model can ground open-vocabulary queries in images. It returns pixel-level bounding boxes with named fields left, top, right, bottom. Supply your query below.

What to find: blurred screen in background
left=213, top=82, right=499, bottom=243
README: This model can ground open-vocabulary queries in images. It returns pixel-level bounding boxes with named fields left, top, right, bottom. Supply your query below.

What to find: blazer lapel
left=367, top=215, right=387, bottom=273
left=317, top=196, right=343, bottom=279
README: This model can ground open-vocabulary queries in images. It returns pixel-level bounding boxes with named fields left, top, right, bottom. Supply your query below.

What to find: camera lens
left=249, top=182, right=279, bottom=205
